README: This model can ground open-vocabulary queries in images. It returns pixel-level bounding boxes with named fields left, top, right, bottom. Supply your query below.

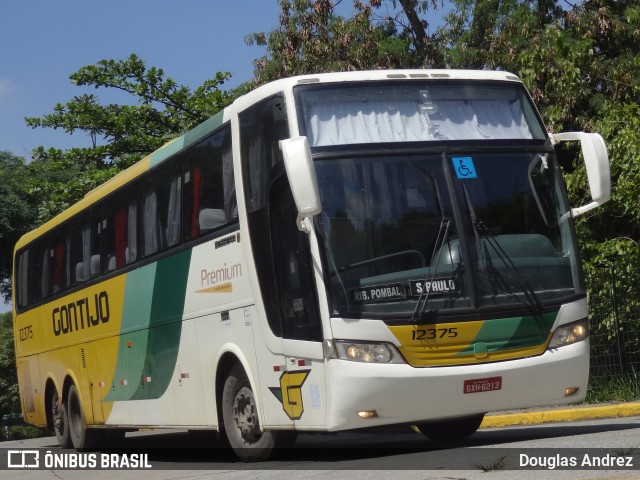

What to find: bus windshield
left=296, top=80, right=580, bottom=318
left=311, top=148, right=581, bottom=318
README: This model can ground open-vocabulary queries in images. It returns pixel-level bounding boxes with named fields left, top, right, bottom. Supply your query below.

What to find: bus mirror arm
left=550, top=132, right=611, bottom=217
left=280, top=137, right=323, bottom=233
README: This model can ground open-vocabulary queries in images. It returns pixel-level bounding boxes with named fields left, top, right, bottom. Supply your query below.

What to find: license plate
left=463, top=376, right=502, bottom=394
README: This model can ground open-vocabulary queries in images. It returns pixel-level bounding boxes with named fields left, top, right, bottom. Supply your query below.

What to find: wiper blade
left=412, top=217, right=452, bottom=323
left=461, top=184, right=543, bottom=313
left=474, top=220, right=543, bottom=313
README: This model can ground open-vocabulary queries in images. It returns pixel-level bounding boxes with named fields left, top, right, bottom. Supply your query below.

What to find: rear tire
left=416, top=413, right=485, bottom=444
left=221, top=364, right=296, bottom=462
left=51, top=389, right=71, bottom=448
left=67, top=384, right=103, bottom=451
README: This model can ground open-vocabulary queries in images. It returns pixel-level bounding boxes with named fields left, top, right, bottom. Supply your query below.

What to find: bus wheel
left=51, top=389, right=71, bottom=448
left=67, top=384, right=102, bottom=451
left=221, top=364, right=296, bottom=462
left=415, top=413, right=485, bottom=443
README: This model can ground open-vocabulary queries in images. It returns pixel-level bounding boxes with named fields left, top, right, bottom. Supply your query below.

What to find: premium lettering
left=200, top=263, right=242, bottom=288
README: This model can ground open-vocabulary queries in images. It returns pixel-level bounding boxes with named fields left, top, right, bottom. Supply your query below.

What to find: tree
left=0, top=152, right=38, bottom=303
left=26, top=54, right=239, bottom=221
left=247, top=0, right=448, bottom=85
left=0, top=313, right=20, bottom=423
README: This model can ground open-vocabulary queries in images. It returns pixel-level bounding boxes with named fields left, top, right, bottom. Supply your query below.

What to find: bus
left=12, top=70, right=610, bottom=461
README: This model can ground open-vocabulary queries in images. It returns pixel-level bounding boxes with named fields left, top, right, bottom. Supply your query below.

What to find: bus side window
left=38, top=246, right=48, bottom=301
left=141, top=162, right=182, bottom=257
left=16, top=250, right=29, bottom=308
left=183, top=125, right=235, bottom=242
left=240, top=95, right=289, bottom=338
left=70, top=210, right=100, bottom=284
left=50, top=235, right=70, bottom=293
left=16, top=245, right=47, bottom=307
left=103, top=190, right=137, bottom=272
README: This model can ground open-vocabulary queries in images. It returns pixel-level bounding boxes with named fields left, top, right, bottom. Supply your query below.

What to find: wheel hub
left=52, top=398, right=63, bottom=435
left=232, top=387, right=261, bottom=443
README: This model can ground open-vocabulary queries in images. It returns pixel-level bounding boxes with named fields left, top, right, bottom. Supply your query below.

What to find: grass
left=585, top=375, right=640, bottom=404
left=473, top=455, right=508, bottom=472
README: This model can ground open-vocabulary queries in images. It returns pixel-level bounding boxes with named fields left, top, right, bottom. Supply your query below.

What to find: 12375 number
left=411, top=327, right=458, bottom=341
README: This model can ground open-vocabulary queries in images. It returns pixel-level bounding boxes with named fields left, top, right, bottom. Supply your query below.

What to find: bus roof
left=236, top=69, right=522, bottom=109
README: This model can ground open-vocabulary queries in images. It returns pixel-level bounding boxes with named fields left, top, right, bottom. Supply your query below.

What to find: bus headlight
left=334, top=341, right=404, bottom=364
left=548, top=319, right=589, bottom=349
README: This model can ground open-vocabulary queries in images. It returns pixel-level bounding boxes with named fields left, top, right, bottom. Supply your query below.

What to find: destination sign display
left=350, top=277, right=460, bottom=304
left=351, top=283, right=406, bottom=304
left=409, top=278, right=459, bottom=296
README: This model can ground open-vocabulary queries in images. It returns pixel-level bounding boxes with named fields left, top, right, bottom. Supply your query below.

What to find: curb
left=481, top=402, right=640, bottom=428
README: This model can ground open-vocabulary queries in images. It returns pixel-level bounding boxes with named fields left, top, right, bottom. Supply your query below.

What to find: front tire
left=221, top=364, right=295, bottom=462
left=416, top=413, right=485, bottom=444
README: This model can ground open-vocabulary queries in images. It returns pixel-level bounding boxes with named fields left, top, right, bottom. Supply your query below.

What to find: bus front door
left=269, top=176, right=327, bottom=429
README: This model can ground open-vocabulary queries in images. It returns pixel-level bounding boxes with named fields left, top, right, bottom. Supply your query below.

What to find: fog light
left=357, top=410, right=378, bottom=419
left=565, top=387, right=579, bottom=396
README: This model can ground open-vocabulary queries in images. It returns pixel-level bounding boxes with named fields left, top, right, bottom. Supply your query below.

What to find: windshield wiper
left=462, top=185, right=543, bottom=313
left=411, top=217, right=453, bottom=323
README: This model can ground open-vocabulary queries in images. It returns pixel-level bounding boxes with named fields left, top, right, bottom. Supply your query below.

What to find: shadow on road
left=80, top=420, right=640, bottom=468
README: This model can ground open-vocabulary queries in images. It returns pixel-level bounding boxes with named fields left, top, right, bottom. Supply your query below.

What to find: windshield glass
left=313, top=150, right=582, bottom=318
left=297, top=81, right=546, bottom=147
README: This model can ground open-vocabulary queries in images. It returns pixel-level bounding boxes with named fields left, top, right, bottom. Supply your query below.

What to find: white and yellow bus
left=13, top=70, right=610, bottom=461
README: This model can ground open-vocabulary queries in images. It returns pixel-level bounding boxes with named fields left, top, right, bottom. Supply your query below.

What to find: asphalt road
left=2, top=414, right=640, bottom=479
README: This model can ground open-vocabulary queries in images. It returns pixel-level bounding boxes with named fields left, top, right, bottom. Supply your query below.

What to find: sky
left=0, top=0, right=300, bottom=158
left=0, top=0, right=316, bottom=313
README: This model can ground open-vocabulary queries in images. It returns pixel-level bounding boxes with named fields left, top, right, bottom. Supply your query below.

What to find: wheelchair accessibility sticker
left=452, top=156, right=478, bottom=179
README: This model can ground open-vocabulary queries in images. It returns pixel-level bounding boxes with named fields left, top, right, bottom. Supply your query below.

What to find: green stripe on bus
left=104, top=266, right=156, bottom=401
left=456, top=311, right=557, bottom=356
left=149, top=111, right=224, bottom=168
left=149, top=138, right=185, bottom=167
left=130, top=249, right=192, bottom=400
left=105, top=251, right=192, bottom=402
left=183, top=111, right=224, bottom=147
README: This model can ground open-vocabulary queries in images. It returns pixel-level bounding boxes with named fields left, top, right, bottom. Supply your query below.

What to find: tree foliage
left=0, top=152, right=38, bottom=302
left=246, top=0, right=451, bottom=84
left=26, top=54, right=239, bottom=221
left=0, top=313, right=20, bottom=421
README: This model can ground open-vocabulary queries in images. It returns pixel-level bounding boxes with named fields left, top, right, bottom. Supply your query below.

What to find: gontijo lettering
left=52, top=291, right=110, bottom=336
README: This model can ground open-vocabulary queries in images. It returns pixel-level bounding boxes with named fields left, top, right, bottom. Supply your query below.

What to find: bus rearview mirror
left=280, top=136, right=322, bottom=232
left=551, top=132, right=611, bottom=217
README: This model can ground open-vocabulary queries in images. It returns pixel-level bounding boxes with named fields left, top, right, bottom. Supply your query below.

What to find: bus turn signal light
left=565, top=387, right=579, bottom=396
left=357, top=410, right=378, bottom=419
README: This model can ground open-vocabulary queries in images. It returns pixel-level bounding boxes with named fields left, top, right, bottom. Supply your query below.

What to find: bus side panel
left=104, top=251, right=192, bottom=425
left=104, top=236, right=257, bottom=428
left=106, top=318, right=208, bottom=426
left=14, top=273, right=127, bottom=428
left=17, top=357, right=43, bottom=426
left=14, top=304, right=45, bottom=427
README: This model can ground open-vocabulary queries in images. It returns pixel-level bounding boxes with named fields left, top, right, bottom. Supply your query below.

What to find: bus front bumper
left=325, top=340, right=589, bottom=431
